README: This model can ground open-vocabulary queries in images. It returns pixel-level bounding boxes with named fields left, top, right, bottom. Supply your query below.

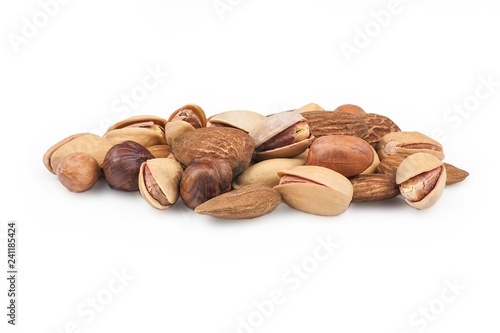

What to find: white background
left=1, top=0, right=499, bottom=332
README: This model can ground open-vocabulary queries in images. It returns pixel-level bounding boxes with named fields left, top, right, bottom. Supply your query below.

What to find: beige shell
left=396, top=153, right=446, bottom=209
left=249, top=111, right=314, bottom=161
left=43, top=133, right=112, bottom=174
left=106, top=115, right=168, bottom=132
left=273, top=165, right=353, bottom=216
left=294, top=103, right=325, bottom=113
left=164, top=121, right=196, bottom=146
left=207, top=110, right=265, bottom=133
left=138, top=158, right=183, bottom=210
left=378, top=131, right=444, bottom=160
left=168, top=104, right=207, bottom=127
left=104, top=127, right=167, bottom=147
left=360, top=146, right=380, bottom=175
left=232, top=157, right=305, bottom=190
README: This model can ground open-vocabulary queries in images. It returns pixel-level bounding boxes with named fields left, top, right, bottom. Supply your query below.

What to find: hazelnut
left=56, top=152, right=100, bottom=192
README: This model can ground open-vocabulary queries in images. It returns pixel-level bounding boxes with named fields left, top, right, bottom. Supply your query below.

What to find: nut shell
left=172, top=127, right=255, bottom=176
left=378, top=131, right=444, bottom=160
left=104, top=127, right=167, bottom=147
left=305, top=135, right=374, bottom=177
left=147, top=145, right=172, bottom=159
left=208, top=110, right=265, bottom=133
left=43, top=133, right=112, bottom=174
left=106, top=115, right=168, bottom=132
left=294, top=103, right=325, bottom=113
left=168, top=104, right=207, bottom=127
left=56, top=152, right=100, bottom=192
left=274, top=166, right=353, bottom=216
left=138, top=158, right=183, bottom=209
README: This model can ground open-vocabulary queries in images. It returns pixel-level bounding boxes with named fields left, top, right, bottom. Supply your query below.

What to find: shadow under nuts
left=56, top=152, right=100, bottom=192
left=305, top=135, right=374, bottom=178
left=180, top=157, right=232, bottom=209
left=103, top=140, right=154, bottom=191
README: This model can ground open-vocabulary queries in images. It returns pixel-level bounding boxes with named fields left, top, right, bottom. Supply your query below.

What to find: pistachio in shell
left=180, top=156, right=233, bottom=209
left=232, top=157, right=305, bottom=190
left=56, top=152, right=100, bottom=192
left=43, top=133, right=112, bottom=174
left=396, top=153, right=446, bottom=209
left=207, top=110, right=265, bottom=133
left=195, top=185, right=282, bottom=219
left=165, top=104, right=207, bottom=145
left=294, top=103, right=325, bottom=113
left=305, top=135, right=374, bottom=178
left=378, top=131, right=444, bottom=160
left=249, top=111, right=314, bottom=161
left=172, top=127, right=254, bottom=177
left=103, top=140, right=155, bottom=191
left=138, top=158, right=183, bottom=209
left=147, top=145, right=171, bottom=159
left=274, top=165, right=353, bottom=216
left=104, top=115, right=168, bottom=147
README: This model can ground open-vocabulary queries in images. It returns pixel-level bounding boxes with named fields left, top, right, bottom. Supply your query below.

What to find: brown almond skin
left=305, top=135, right=374, bottom=178
left=350, top=174, right=399, bottom=202
left=172, top=127, right=254, bottom=177
left=195, top=185, right=282, bottom=219
left=103, top=141, right=154, bottom=191
left=444, top=163, right=469, bottom=185
left=302, top=111, right=369, bottom=139
left=334, top=104, right=366, bottom=114
left=180, top=157, right=233, bottom=209
left=360, top=113, right=401, bottom=149
left=56, top=152, right=100, bottom=192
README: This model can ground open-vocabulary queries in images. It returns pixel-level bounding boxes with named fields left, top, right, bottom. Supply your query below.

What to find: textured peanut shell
left=104, top=127, right=167, bottom=147
left=138, top=158, right=183, bottom=210
left=232, top=157, right=305, bottom=190
left=378, top=132, right=444, bottom=160
left=274, top=166, right=353, bottom=216
left=43, top=133, right=112, bottom=174
left=106, top=115, right=167, bottom=132
left=208, top=110, right=265, bottom=133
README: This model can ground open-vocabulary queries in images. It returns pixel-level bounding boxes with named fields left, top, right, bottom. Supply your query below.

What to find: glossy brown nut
left=103, top=141, right=154, bottom=191
left=172, top=127, right=254, bottom=177
left=305, top=135, right=374, bottom=177
left=180, top=157, right=233, bottom=209
left=334, top=104, right=366, bottom=114
left=56, top=152, right=100, bottom=192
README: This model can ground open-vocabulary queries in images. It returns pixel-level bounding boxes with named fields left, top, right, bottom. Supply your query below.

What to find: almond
left=350, top=174, right=399, bottom=202
left=301, top=111, right=368, bottom=139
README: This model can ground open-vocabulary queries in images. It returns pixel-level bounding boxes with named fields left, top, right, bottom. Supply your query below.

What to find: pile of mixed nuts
left=43, top=103, right=469, bottom=218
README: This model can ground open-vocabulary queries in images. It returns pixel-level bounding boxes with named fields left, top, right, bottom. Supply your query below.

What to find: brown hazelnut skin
left=56, top=152, right=100, bottom=192
left=180, top=156, right=232, bottom=209
left=103, top=140, right=154, bottom=191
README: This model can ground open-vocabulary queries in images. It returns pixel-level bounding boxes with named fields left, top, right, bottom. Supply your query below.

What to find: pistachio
left=207, top=110, right=266, bottom=133
left=195, top=185, right=282, bottom=219
left=165, top=104, right=207, bottom=145
left=56, top=152, right=100, bottom=192
left=274, top=165, right=353, bottom=216
left=147, top=145, right=171, bottom=159
left=138, top=158, right=183, bottom=209
left=301, top=111, right=369, bottom=139
left=249, top=111, right=314, bottom=161
left=232, top=157, right=305, bottom=190
left=294, top=103, right=325, bottom=113
left=43, top=133, right=112, bottom=174
left=305, top=135, right=374, bottom=177
left=104, top=115, right=167, bottom=147
left=180, top=156, right=232, bottom=209
left=396, top=153, right=446, bottom=209
left=334, top=104, right=366, bottom=114
left=103, top=141, right=154, bottom=191
left=172, top=127, right=255, bottom=177
left=378, top=132, right=444, bottom=160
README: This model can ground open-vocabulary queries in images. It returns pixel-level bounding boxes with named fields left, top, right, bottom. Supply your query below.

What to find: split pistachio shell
left=207, top=110, right=266, bottom=133
left=43, top=133, right=112, bottom=174
left=294, top=103, right=325, bottom=113
left=396, top=153, right=446, bottom=209
left=165, top=104, right=207, bottom=144
left=249, top=111, right=314, bottom=160
left=232, top=157, right=305, bottom=190
left=378, top=131, right=444, bottom=160
left=273, top=166, right=353, bottom=216
left=106, top=115, right=168, bottom=132
left=360, top=146, right=380, bottom=175
left=138, top=158, right=183, bottom=210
